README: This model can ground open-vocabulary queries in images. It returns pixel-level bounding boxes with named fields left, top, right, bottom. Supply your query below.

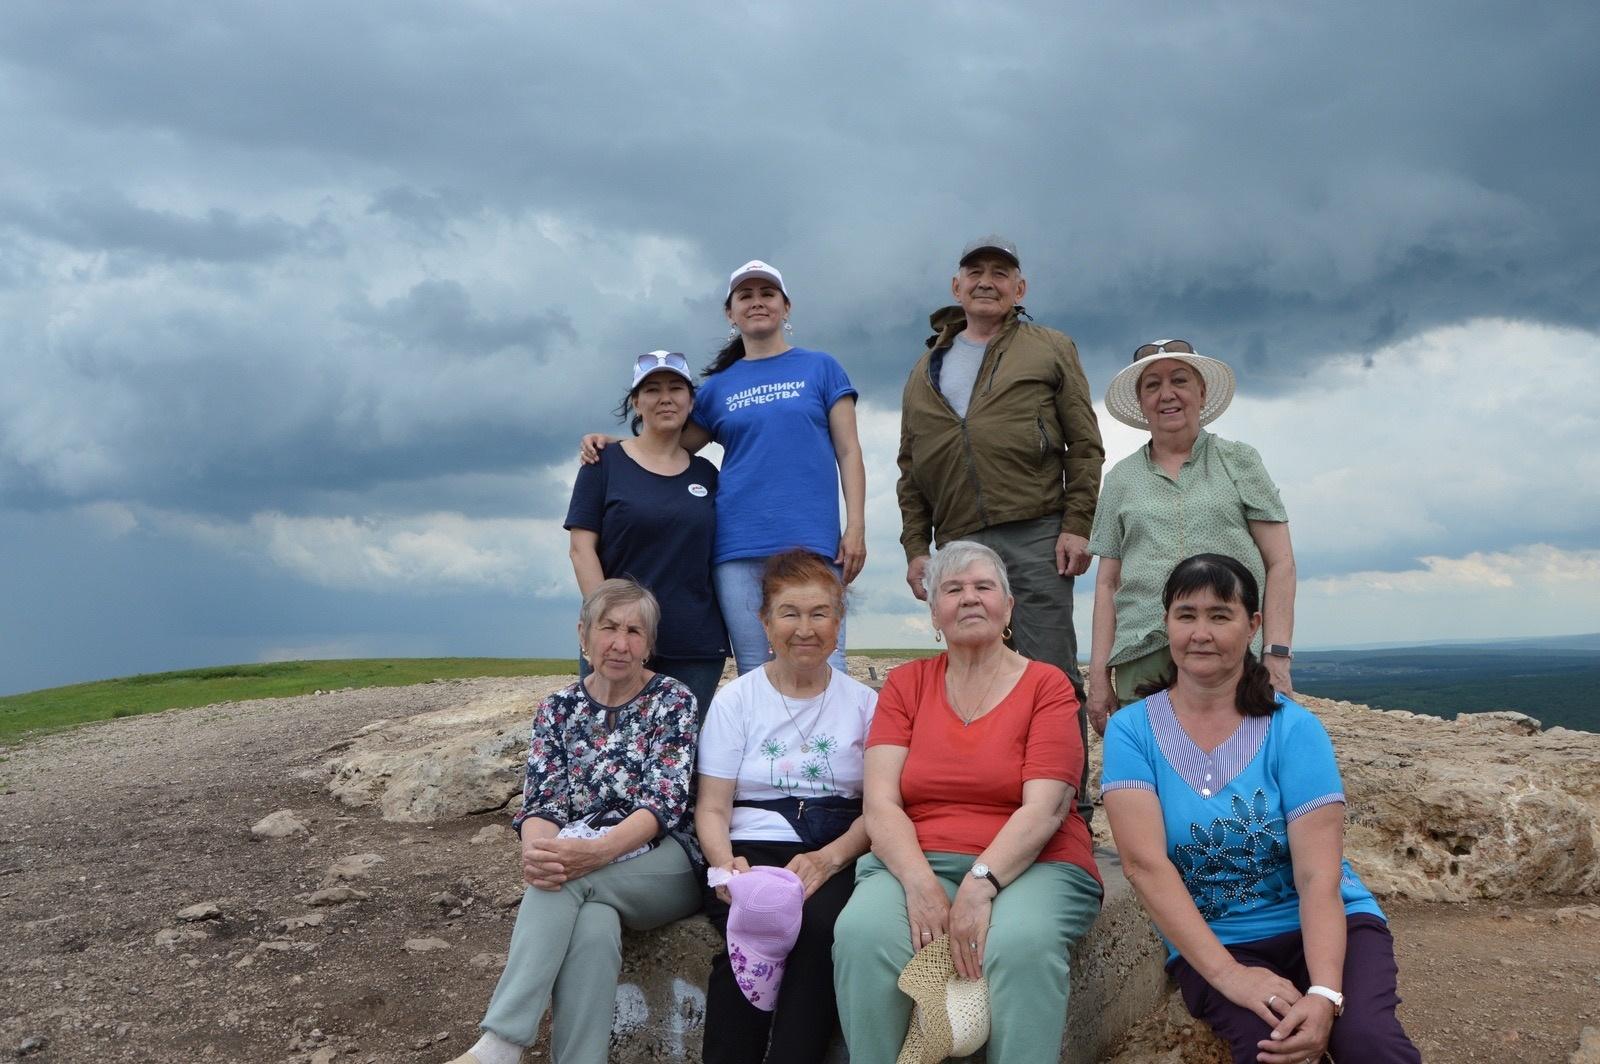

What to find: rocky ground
left=1, top=666, right=1597, bottom=1063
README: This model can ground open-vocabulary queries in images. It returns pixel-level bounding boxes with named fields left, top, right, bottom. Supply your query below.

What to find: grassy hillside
left=0, top=657, right=573, bottom=743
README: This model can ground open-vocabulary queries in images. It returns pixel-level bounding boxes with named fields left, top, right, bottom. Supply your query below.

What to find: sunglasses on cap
left=635, top=351, right=690, bottom=374
left=1133, top=339, right=1195, bottom=360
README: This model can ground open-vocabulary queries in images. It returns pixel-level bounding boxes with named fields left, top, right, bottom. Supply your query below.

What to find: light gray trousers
left=479, top=839, right=701, bottom=1063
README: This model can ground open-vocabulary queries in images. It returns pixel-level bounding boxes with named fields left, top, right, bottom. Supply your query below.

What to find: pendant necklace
left=775, top=674, right=829, bottom=752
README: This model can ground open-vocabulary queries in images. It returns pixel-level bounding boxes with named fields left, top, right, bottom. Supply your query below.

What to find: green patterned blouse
left=1087, top=430, right=1288, bottom=667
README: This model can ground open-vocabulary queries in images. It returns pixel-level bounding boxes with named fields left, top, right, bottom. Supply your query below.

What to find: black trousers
left=702, top=840, right=856, bottom=1064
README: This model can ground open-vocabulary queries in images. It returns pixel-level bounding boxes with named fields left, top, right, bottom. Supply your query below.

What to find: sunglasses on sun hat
left=629, top=350, right=694, bottom=391
left=1132, top=338, right=1195, bottom=360
left=634, top=351, right=689, bottom=374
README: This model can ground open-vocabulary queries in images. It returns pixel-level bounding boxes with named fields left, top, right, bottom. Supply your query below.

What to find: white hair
left=922, top=541, right=1011, bottom=601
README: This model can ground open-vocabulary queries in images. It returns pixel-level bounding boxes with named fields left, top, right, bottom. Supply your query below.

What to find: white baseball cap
left=727, top=260, right=787, bottom=298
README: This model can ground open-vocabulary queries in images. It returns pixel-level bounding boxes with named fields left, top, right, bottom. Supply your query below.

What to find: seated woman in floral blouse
left=446, top=578, right=702, bottom=1064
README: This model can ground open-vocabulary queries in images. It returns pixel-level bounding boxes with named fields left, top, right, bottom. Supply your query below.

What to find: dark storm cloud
left=1, top=0, right=1597, bottom=689
left=0, top=190, right=337, bottom=263
left=344, top=279, right=575, bottom=358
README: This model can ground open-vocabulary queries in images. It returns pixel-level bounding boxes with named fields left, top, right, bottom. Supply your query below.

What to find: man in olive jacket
left=897, top=235, right=1104, bottom=811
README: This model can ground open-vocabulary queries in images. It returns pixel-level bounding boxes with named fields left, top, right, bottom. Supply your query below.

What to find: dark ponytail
left=1153, top=553, right=1281, bottom=717
left=702, top=334, right=746, bottom=378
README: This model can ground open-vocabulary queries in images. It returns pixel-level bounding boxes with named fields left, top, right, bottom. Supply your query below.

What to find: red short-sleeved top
left=867, top=655, right=1101, bottom=886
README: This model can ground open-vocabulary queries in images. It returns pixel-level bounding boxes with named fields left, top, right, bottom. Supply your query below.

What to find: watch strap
left=1306, top=985, right=1344, bottom=1015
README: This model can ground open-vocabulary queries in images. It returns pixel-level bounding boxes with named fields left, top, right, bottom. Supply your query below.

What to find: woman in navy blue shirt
left=565, top=351, right=727, bottom=717
left=1102, top=554, right=1419, bottom=1064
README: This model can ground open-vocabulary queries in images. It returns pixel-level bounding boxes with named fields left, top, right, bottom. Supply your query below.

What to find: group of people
left=445, top=239, right=1421, bottom=1064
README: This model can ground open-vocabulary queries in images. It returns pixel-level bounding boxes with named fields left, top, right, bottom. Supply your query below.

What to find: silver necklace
left=774, top=673, right=829, bottom=752
left=946, top=663, right=1003, bottom=727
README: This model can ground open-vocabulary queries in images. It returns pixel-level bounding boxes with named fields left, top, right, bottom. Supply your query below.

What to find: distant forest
left=1292, top=641, right=1600, bottom=734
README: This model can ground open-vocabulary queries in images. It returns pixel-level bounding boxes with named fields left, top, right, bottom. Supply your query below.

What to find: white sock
left=467, top=1031, right=522, bottom=1064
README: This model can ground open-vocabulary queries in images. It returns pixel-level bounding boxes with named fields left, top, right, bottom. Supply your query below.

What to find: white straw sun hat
left=896, top=934, right=990, bottom=1063
left=1103, top=338, right=1236, bottom=430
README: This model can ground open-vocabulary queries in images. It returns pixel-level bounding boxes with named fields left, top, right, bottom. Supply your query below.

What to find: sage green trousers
left=479, top=840, right=700, bottom=1063
left=832, top=852, right=1102, bottom=1064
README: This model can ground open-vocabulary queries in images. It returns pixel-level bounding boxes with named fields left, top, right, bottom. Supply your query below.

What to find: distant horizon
left=7, top=630, right=1598, bottom=700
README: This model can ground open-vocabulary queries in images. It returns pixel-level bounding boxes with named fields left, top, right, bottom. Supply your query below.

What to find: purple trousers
left=1170, top=914, right=1421, bottom=1064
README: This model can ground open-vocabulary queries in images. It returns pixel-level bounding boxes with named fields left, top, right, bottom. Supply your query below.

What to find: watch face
left=971, top=863, right=989, bottom=877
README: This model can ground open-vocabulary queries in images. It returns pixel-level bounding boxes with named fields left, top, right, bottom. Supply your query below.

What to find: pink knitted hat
left=725, top=866, right=805, bottom=1012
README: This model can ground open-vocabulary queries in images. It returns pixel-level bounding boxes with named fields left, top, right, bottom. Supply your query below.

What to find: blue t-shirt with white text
left=691, top=347, right=857, bottom=564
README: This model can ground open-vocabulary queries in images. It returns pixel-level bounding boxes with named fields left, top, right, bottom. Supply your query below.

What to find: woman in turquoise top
left=1087, top=339, right=1296, bottom=738
left=1102, top=554, right=1419, bottom=1064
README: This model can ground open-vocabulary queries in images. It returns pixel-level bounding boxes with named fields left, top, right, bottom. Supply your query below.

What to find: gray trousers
left=965, top=515, right=1092, bottom=822
left=480, top=839, right=701, bottom=1063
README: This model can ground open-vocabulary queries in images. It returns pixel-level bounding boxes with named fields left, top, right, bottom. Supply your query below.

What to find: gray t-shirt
left=938, top=331, right=987, bottom=418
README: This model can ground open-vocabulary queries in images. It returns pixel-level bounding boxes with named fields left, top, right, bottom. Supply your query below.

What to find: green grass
left=847, top=647, right=942, bottom=659
left=0, top=657, right=575, bottom=744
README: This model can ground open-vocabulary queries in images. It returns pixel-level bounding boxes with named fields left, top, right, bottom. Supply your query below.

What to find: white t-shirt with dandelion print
left=697, top=665, right=877, bottom=843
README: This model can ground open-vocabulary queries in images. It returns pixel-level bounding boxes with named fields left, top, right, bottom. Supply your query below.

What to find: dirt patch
left=0, top=675, right=1596, bottom=1063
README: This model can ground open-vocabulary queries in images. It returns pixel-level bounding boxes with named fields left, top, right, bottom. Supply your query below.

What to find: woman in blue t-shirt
left=565, top=351, right=728, bottom=718
left=583, top=261, right=867, bottom=676
left=1102, top=554, right=1419, bottom=1064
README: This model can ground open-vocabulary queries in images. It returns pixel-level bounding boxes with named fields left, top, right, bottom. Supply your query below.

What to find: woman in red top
left=831, top=541, right=1103, bottom=1064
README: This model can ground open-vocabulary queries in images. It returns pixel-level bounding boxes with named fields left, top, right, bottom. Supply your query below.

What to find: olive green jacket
left=897, top=305, right=1105, bottom=560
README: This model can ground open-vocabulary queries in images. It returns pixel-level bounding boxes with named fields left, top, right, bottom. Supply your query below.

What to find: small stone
left=428, top=892, right=462, bottom=909
left=1574, top=1025, right=1600, bottom=1064
left=468, top=952, right=506, bottom=970
left=155, top=927, right=210, bottom=947
left=404, top=937, right=452, bottom=953
left=281, top=913, right=326, bottom=931
left=17, top=1036, right=48, bottom=1056
left=324, top=853, right=385, bottom=884
left=177, top=902, right=222, bottom=922
left=251, top=809, right=309, bottom=838
left=494, top=890, right=524, bottom=909
left=233, top=954, right=254, bottom=969
left=433, top=1032, right=449, bottom=1043
left=310, top=1050, right=338, bottom=1064
left=297, top=886, right=370, bottom=906
left=471, top=824, right=514, bottom=846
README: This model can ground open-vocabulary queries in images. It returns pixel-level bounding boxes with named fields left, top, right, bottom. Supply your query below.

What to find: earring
left=782, top=318, right=794, bottom=335
left=933, top=629, right=944, bottom=643
left=1002, top=626, right=1013, bottom=642
left=727, top=325, right=739, bottom=340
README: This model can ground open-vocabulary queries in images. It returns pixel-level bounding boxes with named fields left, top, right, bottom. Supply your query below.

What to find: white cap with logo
left=727, top=260, right=787, bottom=298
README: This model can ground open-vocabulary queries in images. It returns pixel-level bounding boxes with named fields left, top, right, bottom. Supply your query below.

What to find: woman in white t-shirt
left=695, top=549, right=877, bottom=1064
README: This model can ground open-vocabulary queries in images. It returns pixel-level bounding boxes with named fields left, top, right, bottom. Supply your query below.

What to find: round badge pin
left=688, top=483, right=708, bottom=497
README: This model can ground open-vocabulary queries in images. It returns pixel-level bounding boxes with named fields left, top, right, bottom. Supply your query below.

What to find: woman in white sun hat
left=1086, top=339, right=1297, bottom=737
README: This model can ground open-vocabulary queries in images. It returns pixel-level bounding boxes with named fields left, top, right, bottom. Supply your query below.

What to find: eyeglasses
left=635, top=351, right=689, bottom=373
left=1133, top=339, right=1194, bottom=361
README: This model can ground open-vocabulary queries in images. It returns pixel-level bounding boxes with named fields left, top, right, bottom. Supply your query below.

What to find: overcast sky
left=3, top=1, right=1597, bottom=694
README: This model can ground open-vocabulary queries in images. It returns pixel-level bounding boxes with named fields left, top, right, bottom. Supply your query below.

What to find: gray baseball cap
left=959, top=235, right=1020, bottom=268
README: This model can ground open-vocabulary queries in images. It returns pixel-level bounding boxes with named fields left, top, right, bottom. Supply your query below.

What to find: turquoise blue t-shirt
left=691, top=347, right=856, bottom=564
left=1101, top=691, right=1384, bottom=960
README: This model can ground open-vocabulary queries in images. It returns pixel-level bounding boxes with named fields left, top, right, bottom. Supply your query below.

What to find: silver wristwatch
left=969, top=862, right=1002, bottom=894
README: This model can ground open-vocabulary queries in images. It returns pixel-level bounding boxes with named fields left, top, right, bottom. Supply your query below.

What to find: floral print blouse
left=512, top=674, right=699, bottom=836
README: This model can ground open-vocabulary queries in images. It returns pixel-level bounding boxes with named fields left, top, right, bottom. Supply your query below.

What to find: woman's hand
left=1212, top=962, right=1304, bottom=1029
left=522, top=835, right=612, bottom=890
left=1256, top=993, right=1335, bottom=1064
left=784, top=850, right=843, bottom=900
left=835, top=525, right=867, bottom=585
left=904, top=875, right=952, bottom=953
left=947, top=879, right=994, bottom=981
left=1087, top=671, right=1117, bottom=736
left=578, top=434, right=619, bottom=465
left=712, top=856, right=751, bottom=905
